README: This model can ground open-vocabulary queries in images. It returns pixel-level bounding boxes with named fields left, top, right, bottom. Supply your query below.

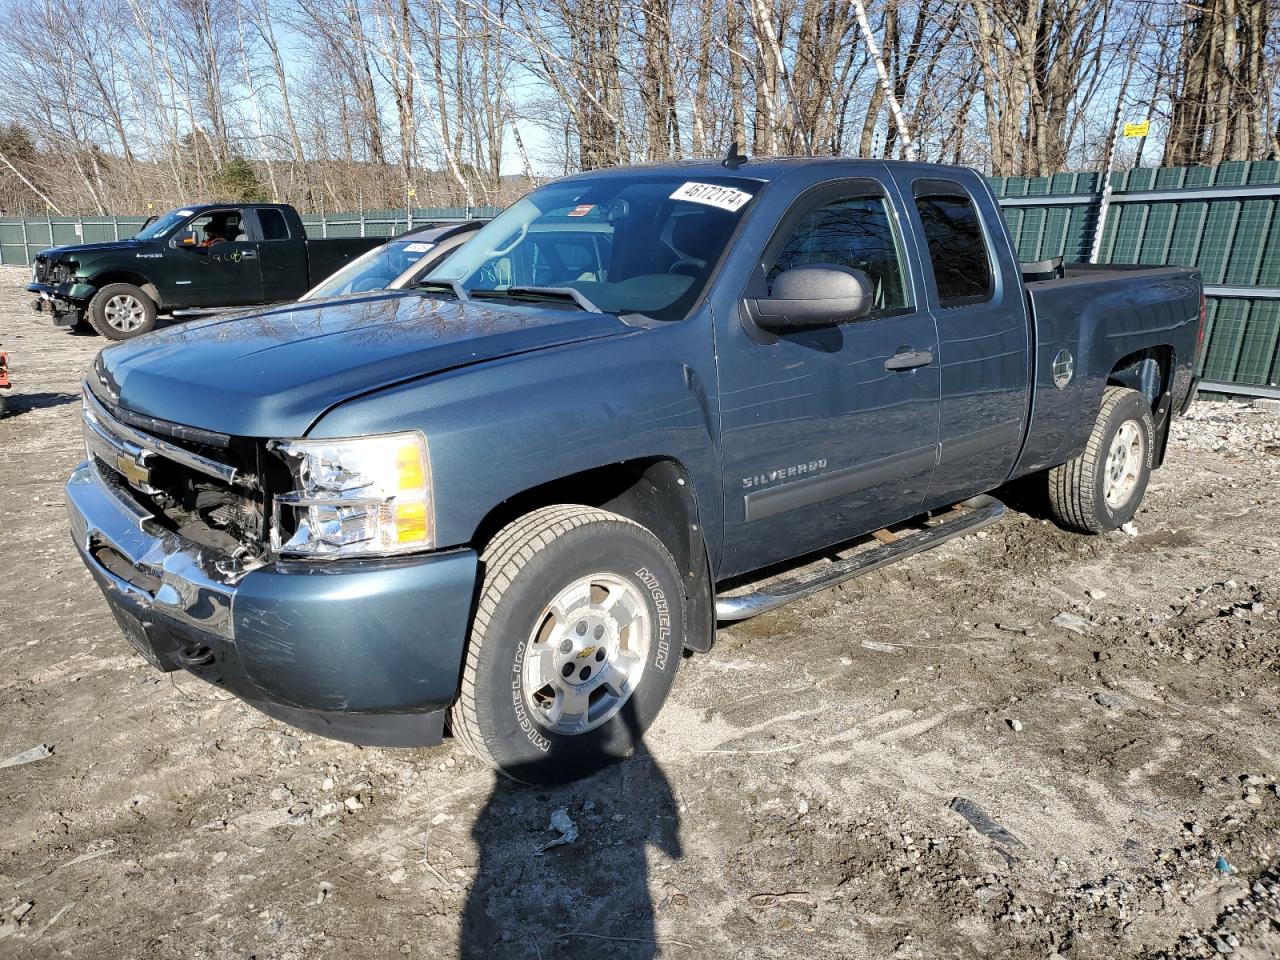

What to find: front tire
left=450, top=505, right=684, bottom=784
left=87, top=283, right=157, bottom=340
left=1048, top=386, right=1155, bottom=533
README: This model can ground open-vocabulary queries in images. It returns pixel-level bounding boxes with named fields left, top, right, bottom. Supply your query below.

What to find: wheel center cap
left=554, top=613, right=612, bottom=686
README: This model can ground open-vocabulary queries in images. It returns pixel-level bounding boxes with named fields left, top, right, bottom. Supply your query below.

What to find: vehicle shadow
left=2, top=391, right=79, bottom=416
left=459, top=706, right=682, bottom=959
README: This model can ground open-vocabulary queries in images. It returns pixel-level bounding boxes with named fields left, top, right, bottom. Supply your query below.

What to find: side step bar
left=714, top=495, right=1006, bottom=623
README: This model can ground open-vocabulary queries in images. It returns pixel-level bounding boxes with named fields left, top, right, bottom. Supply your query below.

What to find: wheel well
left=91, top=273, right=161, bottom=307
left=1108, top=345, right=1174, bottom=465
left=472, top=458, right=716, bottom=652
left=1107, top=345, right=1171, bottom=408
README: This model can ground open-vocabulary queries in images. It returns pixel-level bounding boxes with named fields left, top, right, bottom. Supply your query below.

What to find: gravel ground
left=1, top=264, right=1278, bottom=959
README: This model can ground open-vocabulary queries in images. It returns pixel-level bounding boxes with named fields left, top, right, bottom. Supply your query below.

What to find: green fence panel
left=1041, top=206, right=1072, bottom=260
left=1016, top=207, right=1046, bottom=260
left=1214, top=161, right=1250, bottom=186
left=1049, top=172, right=1075, bottom=195
left=1165, top=202, right=1208, bottom=269
left=1137, top=203, right=1177, bottom=265
left=1126, top=168, right=1157, bottom=191
left=1201, top=297, right=1249, bottom=381
left=1247, top=160, right=1280, bottom=185
left=1108, top=203, right=1147, bottom=264
left=1224, top=199, right=1275, bottom=286
left=1184, top=166, right=1215, bottom=187
left=1197, top=201, right=1241, bottom=284
left=1234, top=299, right=1280, bottom=385
left=1154, top=166, right=1187, bottom=189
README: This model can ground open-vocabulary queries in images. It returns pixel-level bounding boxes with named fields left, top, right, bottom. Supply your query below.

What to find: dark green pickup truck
left=28, top=203, right=382, bottom=340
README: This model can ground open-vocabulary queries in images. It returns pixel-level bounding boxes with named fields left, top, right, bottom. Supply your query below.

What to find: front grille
left=83, top=388, right=267, bottom=557
left=34, top=257, right=75, bottom=284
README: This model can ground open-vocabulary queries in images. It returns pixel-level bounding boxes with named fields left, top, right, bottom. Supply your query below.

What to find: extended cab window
left=768, top=196, right=908, bottom=316
left=913, top=189, right=993, bottom=306
left=257, top=208, right=290, bottom=241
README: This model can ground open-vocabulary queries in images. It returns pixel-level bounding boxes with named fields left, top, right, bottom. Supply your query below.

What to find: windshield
left=430, top=175, right=761, bottom=321
left=304, top=240, right=434, bottom=299
left=135, top=208, right=194, bottom=240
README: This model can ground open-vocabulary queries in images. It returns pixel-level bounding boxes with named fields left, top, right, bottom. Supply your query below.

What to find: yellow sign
left=1123, top=120, right=1150, bottom=138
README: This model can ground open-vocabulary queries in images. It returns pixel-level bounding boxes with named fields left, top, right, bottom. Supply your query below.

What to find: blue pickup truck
left=66, top=158, right=1203, bottom=782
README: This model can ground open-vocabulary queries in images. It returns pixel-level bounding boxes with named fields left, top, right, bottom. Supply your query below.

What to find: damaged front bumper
left=66, top=460, right=478, bottom=746
left=28, top=281, right=94, bottom=324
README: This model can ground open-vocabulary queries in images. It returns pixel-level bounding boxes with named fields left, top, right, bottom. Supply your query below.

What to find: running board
left=714, top=495, right=1005, bottom=623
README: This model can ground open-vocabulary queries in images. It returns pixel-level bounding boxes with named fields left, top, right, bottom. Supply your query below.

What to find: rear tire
left=450, top=505, right=684, bottom=784
left=88, top=283, right=157, bottom=340
left=1048, top=386, right=1155, bottom=533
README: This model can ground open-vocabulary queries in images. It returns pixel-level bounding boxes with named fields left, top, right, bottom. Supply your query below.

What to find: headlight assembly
left=269, top=431, right=434, bottom=557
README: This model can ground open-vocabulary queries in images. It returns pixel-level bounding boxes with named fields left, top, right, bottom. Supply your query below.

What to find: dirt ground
left=1, top=263, right=1277, bottom=960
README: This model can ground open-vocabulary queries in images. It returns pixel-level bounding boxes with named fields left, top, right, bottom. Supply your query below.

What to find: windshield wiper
left=470, top=286, right=602, bottom=314
left=414, top=277, right=469, bottom=300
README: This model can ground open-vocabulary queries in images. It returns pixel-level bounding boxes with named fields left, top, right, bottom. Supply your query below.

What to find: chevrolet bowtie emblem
left=576, top=646, right=597, bottom=659
left=115, top=451, right=152, bottom=488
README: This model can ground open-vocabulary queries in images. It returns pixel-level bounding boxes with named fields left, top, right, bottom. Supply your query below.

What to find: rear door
left=894, top=174, right=1031, bottom=507
left=252, top=207, right=308, bottom=302
left=716, top=179, right=941, bottom=577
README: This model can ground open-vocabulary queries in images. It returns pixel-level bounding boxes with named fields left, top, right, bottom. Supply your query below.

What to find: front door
left=716, top=180, right=941, bottom=578
left=164, top=208, right=263, bottom=308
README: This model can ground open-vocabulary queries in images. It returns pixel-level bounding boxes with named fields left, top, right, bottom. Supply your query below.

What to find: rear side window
left=768, top=196, right=908, bottom=316
left=257, top=208, right=290, bottom=241
left=913, top=191, right=992, bottom=306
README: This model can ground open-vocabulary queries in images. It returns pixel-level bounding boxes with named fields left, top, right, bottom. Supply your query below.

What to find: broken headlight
left=269, top=431, right=433, bottom=557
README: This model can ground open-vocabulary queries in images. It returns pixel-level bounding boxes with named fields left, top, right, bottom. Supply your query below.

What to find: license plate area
left=110, top=606, right=173, bottom=672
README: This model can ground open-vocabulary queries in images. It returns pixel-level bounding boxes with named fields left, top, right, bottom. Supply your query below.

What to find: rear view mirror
left=746, top=265, right=873, bottom=331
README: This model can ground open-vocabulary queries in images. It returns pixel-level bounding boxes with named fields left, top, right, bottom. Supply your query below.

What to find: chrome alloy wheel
left=1104, top=420, right=1145, bottom=509
left=520, top=573, right=651, bottom=736
left=103, top=294, right=146, bottom=332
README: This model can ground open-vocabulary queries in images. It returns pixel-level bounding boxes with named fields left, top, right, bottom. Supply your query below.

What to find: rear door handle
left=885, top=350, right=933, bottom=371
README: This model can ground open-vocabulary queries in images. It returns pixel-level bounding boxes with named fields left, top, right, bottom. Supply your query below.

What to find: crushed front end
left=67, top=384, right=477, bottom=746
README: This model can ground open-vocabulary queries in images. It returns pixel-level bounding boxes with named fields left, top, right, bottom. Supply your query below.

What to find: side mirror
left=174, top=230, right=199, bottom=247
left=746, top=264, right=873, bottom=331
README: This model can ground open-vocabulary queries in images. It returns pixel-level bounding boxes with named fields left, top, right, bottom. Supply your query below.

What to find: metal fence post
left=21, top=218, right=28, bottom=264
left=112, top=215, right=119, bottom=241
left=360, top=211, right=365, bottom=237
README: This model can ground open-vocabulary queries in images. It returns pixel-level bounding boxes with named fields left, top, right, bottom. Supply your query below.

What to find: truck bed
left=1012, top=263, right=1202, bottom=478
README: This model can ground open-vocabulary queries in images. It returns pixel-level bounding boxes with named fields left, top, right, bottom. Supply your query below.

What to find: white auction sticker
left=403, top=242, right=435, bottom=253
left=669, top=182, right=752, bottom=212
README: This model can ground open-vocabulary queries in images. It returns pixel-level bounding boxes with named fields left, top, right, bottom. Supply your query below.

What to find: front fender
left=307, top=319, right=724, bottom=563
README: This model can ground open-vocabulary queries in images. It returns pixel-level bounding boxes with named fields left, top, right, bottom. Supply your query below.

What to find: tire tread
left=449, top=505, right=662, bottom=770
left=1048, top=385, right=1137, bottom=534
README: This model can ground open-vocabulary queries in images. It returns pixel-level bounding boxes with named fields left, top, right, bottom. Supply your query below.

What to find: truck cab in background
left=28, top=203, right=382, bottom=339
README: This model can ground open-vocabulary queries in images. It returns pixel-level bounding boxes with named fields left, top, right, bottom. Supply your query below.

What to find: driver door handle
left=885, top=349, right=934, bottom=371
left=239, top=249, right=258, bottom=260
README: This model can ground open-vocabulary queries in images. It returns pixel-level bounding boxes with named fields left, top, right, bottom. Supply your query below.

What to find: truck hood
left=91, top=292, right=633, bottom=437
left=40, top=239, right=148, bottom=260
